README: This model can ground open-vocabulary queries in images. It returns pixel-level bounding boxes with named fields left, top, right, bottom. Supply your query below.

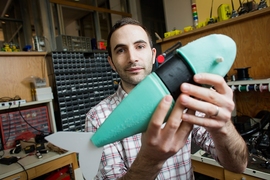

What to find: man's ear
left=108, top=56, right=116, bottom=71
left=152, top=48, right=157, bottom=65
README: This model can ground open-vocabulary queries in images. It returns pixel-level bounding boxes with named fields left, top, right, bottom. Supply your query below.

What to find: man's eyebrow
left=113, top=40, right=148, bottom=52
left=113, top=44, right=126, bottom=52
left=134, top=40, right=147, bottom=45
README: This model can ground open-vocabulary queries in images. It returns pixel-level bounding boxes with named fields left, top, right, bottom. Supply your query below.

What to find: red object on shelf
left=97, top=41, right=106, bottom=50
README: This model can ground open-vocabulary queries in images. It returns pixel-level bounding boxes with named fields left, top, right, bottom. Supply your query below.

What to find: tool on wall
left=207, top=0, right=216, bottom=25
left=231, top=0, right=239, bottom=18
left=257, top=0, right=268, bottom=9
left=33, top=36, right=46, bottom=52
left=238, top=0, right=249, bottom=15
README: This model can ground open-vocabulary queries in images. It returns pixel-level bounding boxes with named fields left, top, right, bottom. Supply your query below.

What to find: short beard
left=121, top=73, right=146, bottom=86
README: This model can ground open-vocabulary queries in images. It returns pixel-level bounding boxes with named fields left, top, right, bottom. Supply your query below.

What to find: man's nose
left=128, top=48, right=139, bottom=62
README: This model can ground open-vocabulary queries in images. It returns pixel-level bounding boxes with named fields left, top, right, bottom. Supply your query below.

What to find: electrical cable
left=3, top=103, right=12, bottom=150
left=16, top=161, right=29, bottom=180
left=17, top=102, right=46, bottom=134
left=0, top=95, right=21, bottom=102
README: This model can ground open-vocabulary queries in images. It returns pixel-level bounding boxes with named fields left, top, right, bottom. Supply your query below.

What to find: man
left=85, top=17, right=248, bottom=179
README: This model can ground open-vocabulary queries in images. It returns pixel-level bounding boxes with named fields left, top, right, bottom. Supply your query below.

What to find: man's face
left=108, top=24, right=156, bottom=92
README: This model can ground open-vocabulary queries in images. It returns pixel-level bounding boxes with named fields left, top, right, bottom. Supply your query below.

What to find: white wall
left=163, top=0, right=193, bottom=31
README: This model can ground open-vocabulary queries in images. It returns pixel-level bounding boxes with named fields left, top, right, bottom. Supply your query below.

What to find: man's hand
left=179, top=73, right=248, bottom=173
left=140, top=95, right=193, bottom=164
left=121, top=95, right=193, bottom=179
left=179, top=73, right=234, bottom=133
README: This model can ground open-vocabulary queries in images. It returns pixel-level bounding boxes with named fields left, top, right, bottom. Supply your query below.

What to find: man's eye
left=137, top=45, right=145, bottom=49
left=116, top=48, right=125, bottom=54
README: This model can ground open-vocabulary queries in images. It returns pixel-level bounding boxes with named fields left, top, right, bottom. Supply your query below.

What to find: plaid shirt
left=85, top=84, right=218, bottom=180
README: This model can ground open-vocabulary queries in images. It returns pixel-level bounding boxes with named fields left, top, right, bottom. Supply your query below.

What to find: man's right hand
left=120, top=95, right=193, bottom=179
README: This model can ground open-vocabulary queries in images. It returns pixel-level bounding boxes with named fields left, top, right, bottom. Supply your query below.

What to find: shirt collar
left=115, top=82, right=128, bottom=102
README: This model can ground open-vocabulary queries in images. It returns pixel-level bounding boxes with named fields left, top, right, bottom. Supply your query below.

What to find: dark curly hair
left=106, top=17, right=153, bottom=57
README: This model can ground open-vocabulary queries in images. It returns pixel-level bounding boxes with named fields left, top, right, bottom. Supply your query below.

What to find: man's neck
left=121, top=81, right=136, bottom=94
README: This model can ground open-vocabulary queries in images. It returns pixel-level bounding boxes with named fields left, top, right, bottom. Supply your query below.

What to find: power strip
left=0, top=100, right=26, bottom=107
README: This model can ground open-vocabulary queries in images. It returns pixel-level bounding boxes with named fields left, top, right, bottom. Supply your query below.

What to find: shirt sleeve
left=192, top=125, right=219, bottom=163
left=192, top=111, right=219, bottom=163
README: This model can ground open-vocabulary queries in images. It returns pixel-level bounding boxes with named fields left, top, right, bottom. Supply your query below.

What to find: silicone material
left=91, top=73, right=173, bottom=147
left=177, top=34, right=236, bottom=76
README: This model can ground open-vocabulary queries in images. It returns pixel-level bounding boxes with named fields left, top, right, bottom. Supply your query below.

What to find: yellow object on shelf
left=218, top=4, right=232, bottom=21
left=164, top=29, right=183, bottom=38
left=164, top=32, right=170, bottom=38
left=196, top=22, right=206, bottom=28
left=183, top=26, right=193, bottom=32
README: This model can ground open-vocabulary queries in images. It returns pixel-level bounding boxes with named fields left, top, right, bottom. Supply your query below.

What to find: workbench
left=192, top=149, right=269, bottom=180
left=0, top=150, right=78, bottom=180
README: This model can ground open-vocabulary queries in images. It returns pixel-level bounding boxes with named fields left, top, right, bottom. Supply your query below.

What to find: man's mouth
left=126, top=67, right=143, bottom=73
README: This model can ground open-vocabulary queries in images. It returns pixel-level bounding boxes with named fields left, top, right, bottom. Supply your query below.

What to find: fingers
left=180, top=73, right=234, bottom=115
left=147, top=95, right=173, bottom=137
left=193, top=73, right=232, bottom=95
left=147, top=95, right=193, bottom=148
left=176, top=109, right=194, bottom=140
left=179, top=73, right=234, bottom=129
left=163, top=97, right=192, bottom=140
left=179, top=94, right=227, bottom=119
left=182, top=113, right=223, bottom=129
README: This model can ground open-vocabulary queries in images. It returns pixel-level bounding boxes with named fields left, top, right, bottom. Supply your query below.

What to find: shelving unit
left=227, top=79, right=270, bottom=86
left=46, top=51, right=120, bottom=132
left=227, top=79, right=270, bottom=92
left=0, top=52, right=57, bottom=150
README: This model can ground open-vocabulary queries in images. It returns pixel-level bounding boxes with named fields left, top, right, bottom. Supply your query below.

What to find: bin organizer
left=47, top=51, right=120, bottom=131
left=0, top=106, right=51, bottom=149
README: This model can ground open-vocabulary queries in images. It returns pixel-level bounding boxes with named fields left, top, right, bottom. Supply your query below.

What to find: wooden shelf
left=0, top=52, right=47, bottom=56
left=227, top=79, right=270, bottom=86
left=157, top=7, right=270, bottom=44
left=0, top=99, right=52, bottom=110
